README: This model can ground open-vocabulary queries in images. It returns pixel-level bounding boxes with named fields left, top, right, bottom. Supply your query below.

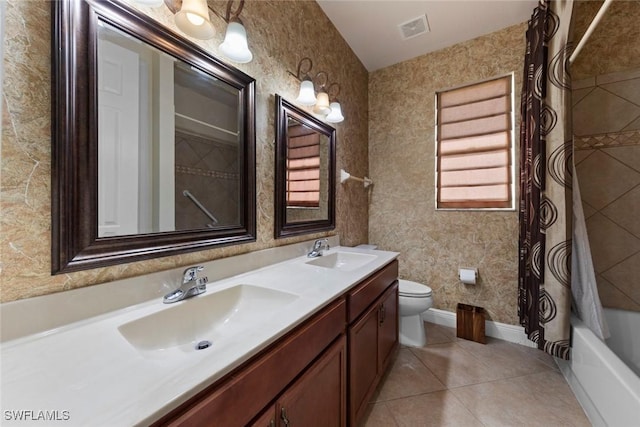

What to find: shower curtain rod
left=569, top=0, right=613, bottom=65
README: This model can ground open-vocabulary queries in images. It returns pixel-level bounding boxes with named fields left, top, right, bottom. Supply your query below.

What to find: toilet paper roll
left=459, top=268, right=478, bottom=285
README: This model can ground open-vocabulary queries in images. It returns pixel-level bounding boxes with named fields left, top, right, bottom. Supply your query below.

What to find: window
left=436, top=74, right=514, bottom=210
left=287, top=124, right=320, bottom=207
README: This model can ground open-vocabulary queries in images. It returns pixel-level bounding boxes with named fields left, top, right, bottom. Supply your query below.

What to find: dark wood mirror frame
left=274, top=95, right=336, bottom=238
left=51, top=0, right=256, bottom=274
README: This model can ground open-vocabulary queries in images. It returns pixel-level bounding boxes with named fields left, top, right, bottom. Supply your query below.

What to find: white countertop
left=0, top=246, right=398, bottom=426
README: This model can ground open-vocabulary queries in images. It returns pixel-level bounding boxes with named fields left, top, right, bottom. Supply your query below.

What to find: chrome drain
left=195, top=340, right=212, bottom=350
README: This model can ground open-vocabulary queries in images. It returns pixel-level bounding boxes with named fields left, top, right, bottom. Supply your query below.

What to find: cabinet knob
left=281, top=407, right=290, bottom=426
left=269, top=419, right=275, bottom=427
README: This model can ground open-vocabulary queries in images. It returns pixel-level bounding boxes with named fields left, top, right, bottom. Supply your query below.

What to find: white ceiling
left=316, top=0, right=538, bottom=71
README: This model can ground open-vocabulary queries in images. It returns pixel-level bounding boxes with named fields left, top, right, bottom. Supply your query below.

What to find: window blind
left=436, top=75, right=513, bottom=209
left=287, top=124, right=320, bottom=207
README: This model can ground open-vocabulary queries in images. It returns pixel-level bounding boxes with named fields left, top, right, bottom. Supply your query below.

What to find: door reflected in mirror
left=97, top=23, right=243, bottom=237
left=52, top=0, right=255, bottom=273
left=275, top=95, right=335, bottom=238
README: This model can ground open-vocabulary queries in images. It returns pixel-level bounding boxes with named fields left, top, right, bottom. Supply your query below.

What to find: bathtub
left=557, top=309, right=640, bottom=426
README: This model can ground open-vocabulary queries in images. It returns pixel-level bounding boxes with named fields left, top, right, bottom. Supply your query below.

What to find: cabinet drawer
left=155, top=298, right=346, bottom=427
left=347, top=260, right=398, bottom=323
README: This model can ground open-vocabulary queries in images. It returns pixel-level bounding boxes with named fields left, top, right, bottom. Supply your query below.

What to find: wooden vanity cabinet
left=154, top=299, right=346, bottom=427
left=347, top=261, right=399, bottom=426
left=252, top=335, right=347, bottom=427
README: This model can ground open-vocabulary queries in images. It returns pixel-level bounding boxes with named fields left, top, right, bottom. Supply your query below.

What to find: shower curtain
left=571, top=166, right=609, bottom=340
left=518, top=0, right=574, bottom=359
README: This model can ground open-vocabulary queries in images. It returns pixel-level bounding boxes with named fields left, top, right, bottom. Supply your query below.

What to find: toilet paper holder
left=458, top=268, right=478, bottom=285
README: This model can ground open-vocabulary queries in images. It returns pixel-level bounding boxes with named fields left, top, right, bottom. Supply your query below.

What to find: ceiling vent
left=398, top=14, right=430, bottom=40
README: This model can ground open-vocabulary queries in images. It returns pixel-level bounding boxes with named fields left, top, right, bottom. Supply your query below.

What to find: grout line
left=572, top=87, right=596, bottom=108
left=598, top=84, right=640, bottom=110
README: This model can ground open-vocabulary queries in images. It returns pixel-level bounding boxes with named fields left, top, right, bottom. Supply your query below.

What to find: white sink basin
left=305, top=251, right=377, bottom=271
left=118, top=285, right=298, bottom=354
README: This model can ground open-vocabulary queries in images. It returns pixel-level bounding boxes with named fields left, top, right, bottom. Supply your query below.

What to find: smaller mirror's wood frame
left=52, top=0, right=256, bottom=273
left=274, top=95, right=336, bottom=238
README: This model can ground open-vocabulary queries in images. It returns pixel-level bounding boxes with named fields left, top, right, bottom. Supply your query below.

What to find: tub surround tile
left=601, top=78, right=640, bottom=106
left=572, top=87, right=640, bottom=136
left=586, top=213, right=640, bottom=273
left=603, top=145, right=640, bottom=172
left=596, top=275, right=640, bottom=311
left=601, top=185, right=640, bottom=237
left=581, top=201, right=597, bottom=220
left=573, top=148, right=594, bottom=165
left=602, top=252, right=640, bottom=306
left=576, top=151, right=640, bottom=210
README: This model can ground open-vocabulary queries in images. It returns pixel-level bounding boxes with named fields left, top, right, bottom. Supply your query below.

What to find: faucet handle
left=183, top=265, right=204, bottom=283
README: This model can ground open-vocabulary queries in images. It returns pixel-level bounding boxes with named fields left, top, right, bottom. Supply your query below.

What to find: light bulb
left=219, top=21, right=253, bottom=63
left=175, top=0, right=215, bottom=40
left=296, top=79, right=317, bottom=106
left=186, top=12, right=205, bottom=26
left=313, top=92, right=331, bottom=115
left=326, top=102, right=344, bottom=123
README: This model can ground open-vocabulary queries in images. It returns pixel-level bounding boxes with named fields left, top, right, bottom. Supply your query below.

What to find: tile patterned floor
left=361, top=322, right=591, bottom=427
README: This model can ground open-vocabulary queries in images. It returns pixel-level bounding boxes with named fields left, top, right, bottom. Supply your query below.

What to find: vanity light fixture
left=313, top=72, right=331, bottom=115
left=143, top=0, right=253, bottom=63
left=290, top=58, right=345, bottom=122
left=218, top=0, right=253, bottom=63
left=294, top=58, right=317, bottom=106
left=174, top=0, right=215, bottom=40
left=325, top=83, right=344, bottom=123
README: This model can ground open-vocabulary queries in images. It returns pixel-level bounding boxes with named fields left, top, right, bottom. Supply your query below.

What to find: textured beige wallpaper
left=572, top=1, right=640, bottom=80
left=0, top=0, right=369, bottom=303
left=368, top=23, right=526, bottom=325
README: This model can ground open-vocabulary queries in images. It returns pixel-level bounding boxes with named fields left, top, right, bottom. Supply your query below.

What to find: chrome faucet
left=307, top=239, right=330, bottom=258
left=163, top=266, right=208, bottom=304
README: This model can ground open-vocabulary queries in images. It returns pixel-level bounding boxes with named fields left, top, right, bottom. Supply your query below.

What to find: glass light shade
left=175, top=0, right=215, bottom=40
left=296, top=79, right=317, bottom=106
left=219, top=21, right=253, bottom=63
left=313, top=92, right=331, bottom=115
left=135, top=0, right=164, bottom=6
left=326, top=102, right=344, bottom=123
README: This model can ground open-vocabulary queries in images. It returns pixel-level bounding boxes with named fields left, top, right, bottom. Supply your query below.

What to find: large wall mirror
left=52, top=0, right=256, bottom=273
left=274, top=95, right=335, bottom=238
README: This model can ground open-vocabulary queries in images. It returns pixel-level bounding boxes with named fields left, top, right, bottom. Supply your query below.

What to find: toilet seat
left=399, top=279, right=432, bottom=298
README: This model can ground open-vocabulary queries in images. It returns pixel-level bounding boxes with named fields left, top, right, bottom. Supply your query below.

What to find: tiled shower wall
left=573, top=69, right=640, bottom=312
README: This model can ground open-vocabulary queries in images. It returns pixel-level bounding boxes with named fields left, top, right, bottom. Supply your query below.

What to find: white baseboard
left=422, top=308, right=537, bottom=348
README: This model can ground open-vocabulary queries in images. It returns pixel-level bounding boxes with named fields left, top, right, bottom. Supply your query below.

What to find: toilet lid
left=398, top=279, right=432, bottom=297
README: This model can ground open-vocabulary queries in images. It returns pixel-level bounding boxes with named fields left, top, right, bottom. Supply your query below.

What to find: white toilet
left=398, top=279, right=433, bottom=347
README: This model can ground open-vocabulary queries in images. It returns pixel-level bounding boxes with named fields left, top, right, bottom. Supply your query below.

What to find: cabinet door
left=348, top=303, right=380, bottom=425
left=250, top=405, right=276, bottom=427
left=277, top=336, right=346, bottom=427
left=378, top=282, right=399, bottom=372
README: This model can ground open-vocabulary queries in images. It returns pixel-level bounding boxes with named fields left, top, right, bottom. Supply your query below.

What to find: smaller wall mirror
left=275, top=95, right=336, bottom=238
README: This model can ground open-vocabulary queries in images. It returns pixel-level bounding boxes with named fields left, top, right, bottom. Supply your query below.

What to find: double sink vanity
left=3, top=2, right=402, bottom=425
left=1, top=241, right=399, bottom=426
